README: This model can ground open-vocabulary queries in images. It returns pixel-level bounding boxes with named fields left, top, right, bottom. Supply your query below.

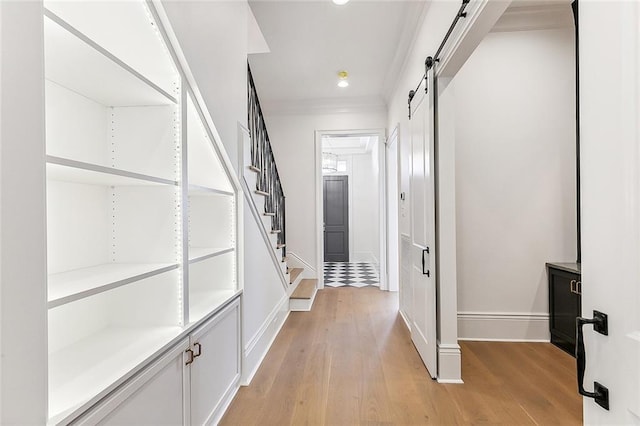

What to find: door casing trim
left=314, top=129, right=387, bottom=290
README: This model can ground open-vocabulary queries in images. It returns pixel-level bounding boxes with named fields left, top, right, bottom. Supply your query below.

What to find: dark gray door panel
left=323, top=175, right=349, bottom=262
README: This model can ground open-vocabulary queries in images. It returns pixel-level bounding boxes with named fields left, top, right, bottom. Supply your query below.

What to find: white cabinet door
left=75, top=338, right=189, bottom=425
left=408, top=69, right=437, bottom=379
left=580, top=1, right=640, bottom=423
left=189, top=299, right=241, bottom=426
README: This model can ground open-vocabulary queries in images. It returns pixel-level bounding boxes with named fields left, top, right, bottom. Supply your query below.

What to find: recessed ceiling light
left=333, top=0, right=349, bottom=5
left=337, top=70, right=349, bottom=88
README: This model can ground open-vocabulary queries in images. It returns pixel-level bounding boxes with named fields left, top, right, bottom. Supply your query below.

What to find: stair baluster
left=248, top=65, right=286, bottom=259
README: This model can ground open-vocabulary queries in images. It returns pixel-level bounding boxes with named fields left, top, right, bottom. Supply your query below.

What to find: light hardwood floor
left=221, top=286, right=582, bottom=425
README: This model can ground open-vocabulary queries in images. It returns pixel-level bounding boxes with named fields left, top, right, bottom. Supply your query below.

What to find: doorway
left=316, top=130, right=386, bottom=290
left=449, top=7, right=578, bottom=341
left=416, top=0, right=579, bottom=386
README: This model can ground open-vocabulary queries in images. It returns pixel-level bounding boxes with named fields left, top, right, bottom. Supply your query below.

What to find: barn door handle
left=576, top=310, right=609, bottom=410
left=422, top=248, right=430, bottom=277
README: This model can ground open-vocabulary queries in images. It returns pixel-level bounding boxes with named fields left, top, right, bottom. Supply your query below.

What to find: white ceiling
left=248, top=0, right=573, bottom=113
left=323, top=135, right=376, bottom=155
left=248, top=0, right=427, bottom=112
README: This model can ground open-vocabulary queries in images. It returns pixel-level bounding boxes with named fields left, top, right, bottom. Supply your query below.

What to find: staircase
left=244, top=65, right=317, bottom=311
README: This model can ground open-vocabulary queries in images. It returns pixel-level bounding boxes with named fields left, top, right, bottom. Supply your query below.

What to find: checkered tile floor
left=323, top=262, right=379, bottom=288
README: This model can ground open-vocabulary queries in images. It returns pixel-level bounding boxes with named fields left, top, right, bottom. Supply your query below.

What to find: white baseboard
left=457, top=311, right=550, bottom=342
left=437, top=342, right=463, bottom=383
left=398, top=313, right=462, bottom=383
left=241, top=294, right=290, bottom=386
left=286, top=251, right=316, bottom=276
left=209, top=374, right=240, bottom=425
left=399, top=309, right=411, bottom=332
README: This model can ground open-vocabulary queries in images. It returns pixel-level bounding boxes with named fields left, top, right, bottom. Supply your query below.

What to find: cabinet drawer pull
left=193, top=342, right=202, bottom=358
left=575, top=281, right=582, bottom=295
left=570, top=279, right=576, bottom=293
left=185, top=348, right=194, bottom=365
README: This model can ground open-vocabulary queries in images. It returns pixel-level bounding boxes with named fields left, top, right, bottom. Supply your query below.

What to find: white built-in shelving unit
left=43, top=1, right=239, bottom=422
left=186, top=95, right=237, bottom=323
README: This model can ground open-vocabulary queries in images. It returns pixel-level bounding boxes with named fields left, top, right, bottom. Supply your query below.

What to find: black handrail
left=248, top=64, right=286, bottom=260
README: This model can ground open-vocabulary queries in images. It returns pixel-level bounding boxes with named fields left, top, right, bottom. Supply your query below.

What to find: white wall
left=351, top=152, right=380, bottom=264
left=453, top=28, right=577, bottom=340
left=264, top=111, right=386, bottom=274
left=240, top=198, right=289, bottom=383
left=387, top=1, right=462, bottom=148
left=327, top=150, right=381, bottom=265
left=162, top=1, right=248, bottom=173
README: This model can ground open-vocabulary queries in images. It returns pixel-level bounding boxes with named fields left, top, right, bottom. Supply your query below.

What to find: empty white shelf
left=188, top=247, right=234, bottom=264
left=44, top=11, right=176, bottom=107
left=48, top=263, right=179, bottom=308
left=189, top=290, right=240, bottom=324
left=188, top=184, right=234, bottom=197
left=47, top=156, right=178, bottom=187
left=48, top=326, right=182, bottom=421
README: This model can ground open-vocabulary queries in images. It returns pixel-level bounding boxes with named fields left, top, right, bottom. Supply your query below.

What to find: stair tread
left=289, top=268, right=303, bottom=284
left=290, top=279, right=317, bottom=299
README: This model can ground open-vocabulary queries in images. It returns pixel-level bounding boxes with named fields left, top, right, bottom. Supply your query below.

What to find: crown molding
left=382, top=1, right=430, bottom=104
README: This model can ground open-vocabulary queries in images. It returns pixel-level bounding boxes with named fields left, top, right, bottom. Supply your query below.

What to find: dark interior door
left=323, top=175, right=349, bottom=262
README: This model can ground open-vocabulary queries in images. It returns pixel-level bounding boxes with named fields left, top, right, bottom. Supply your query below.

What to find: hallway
left=221, top=287, right=581, bottom=425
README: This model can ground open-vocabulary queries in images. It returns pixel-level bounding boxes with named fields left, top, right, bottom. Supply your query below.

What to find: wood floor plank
left=220, top=287, right=582, bottom=425
left=290, top=342, right=331, bottom=425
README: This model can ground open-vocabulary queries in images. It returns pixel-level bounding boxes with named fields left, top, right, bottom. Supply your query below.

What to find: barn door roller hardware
left=408, top=0, right=470, bottom=119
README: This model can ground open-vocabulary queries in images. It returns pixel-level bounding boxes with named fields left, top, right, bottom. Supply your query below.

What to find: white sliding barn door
left=409, top=69, right=437, bottom=378
left=579, top=1, right=640, bottom=423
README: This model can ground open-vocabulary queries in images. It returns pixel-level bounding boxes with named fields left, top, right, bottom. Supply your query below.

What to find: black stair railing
left=248, top=64, right=286, bottom=259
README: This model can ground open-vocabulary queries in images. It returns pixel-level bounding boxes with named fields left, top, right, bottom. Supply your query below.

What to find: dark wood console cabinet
left=547, top=262, right=581, bottom=356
